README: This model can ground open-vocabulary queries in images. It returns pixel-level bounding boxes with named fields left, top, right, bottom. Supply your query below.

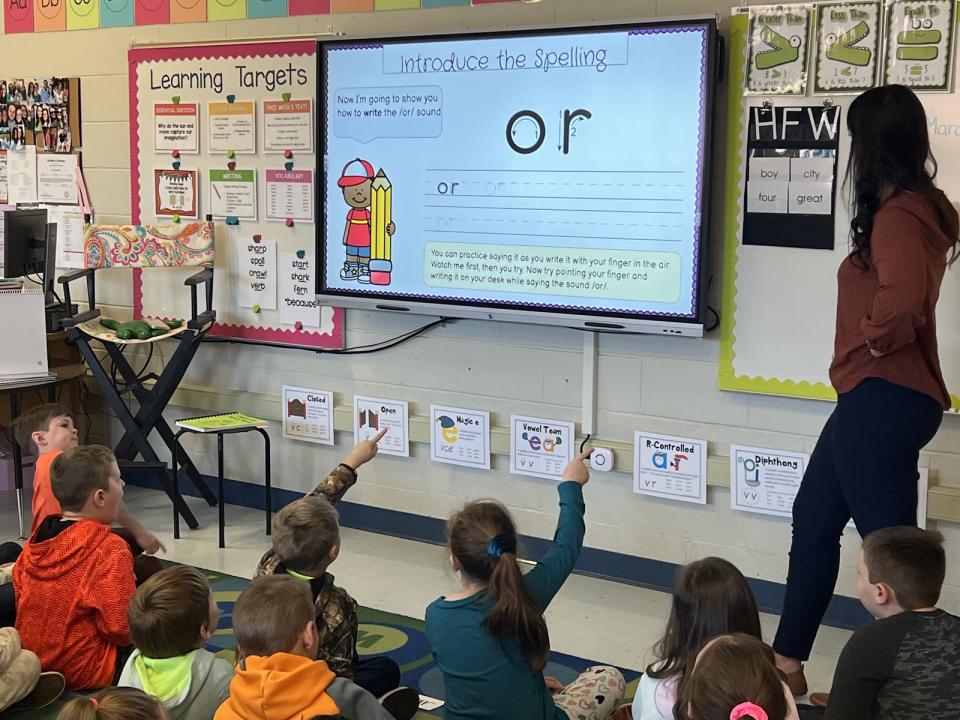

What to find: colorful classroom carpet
left=2, top=564, right=641, bottom=719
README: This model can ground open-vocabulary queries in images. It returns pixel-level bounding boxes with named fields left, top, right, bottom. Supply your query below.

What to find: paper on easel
left=235, top=236, right=277, bottom=310
left=45, top=205, right=85, bottom=269
left=7, top=145, right=38, bottom=205
left=37, top=154, right=79, bottom=204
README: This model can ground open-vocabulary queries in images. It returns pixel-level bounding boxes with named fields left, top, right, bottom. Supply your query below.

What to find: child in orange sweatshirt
left=14, top=445, right=136, bottom=691
left=215, top=575, right=395, bottom=720
left=13, top=404, right=163, bottom=551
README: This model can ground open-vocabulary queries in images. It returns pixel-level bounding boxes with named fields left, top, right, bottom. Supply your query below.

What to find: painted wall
left=3, top=0, right=957, bottom=611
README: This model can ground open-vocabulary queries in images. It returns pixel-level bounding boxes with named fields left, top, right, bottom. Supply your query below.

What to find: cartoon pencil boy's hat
left=338, top=158, right=375, bottom=188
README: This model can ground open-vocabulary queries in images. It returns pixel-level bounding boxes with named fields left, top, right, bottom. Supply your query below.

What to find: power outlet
left=590, top=447, right=614, bottom=472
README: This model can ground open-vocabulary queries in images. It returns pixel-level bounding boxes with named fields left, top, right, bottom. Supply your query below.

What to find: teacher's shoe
left=783, top=666, right=809, bottom=697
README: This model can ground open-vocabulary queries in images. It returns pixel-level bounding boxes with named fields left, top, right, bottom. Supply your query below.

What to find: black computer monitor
left=3, top=209, right=57, bottom=304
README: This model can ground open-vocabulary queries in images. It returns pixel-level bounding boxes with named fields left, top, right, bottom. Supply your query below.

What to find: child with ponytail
left=57, top=687, right=169, bottom=720
left=634, top=557, right=765, bottom=719
left=425, top=450, right=625, bottom=720
left=676, top=634, right=798, bottom=720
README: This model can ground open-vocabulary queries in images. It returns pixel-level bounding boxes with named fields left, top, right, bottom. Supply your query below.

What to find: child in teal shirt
left=425, top=450, right=624, bottom=720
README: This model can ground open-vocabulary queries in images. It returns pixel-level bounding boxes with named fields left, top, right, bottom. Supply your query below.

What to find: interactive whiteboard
left=317, top=21, right=719, bottom=336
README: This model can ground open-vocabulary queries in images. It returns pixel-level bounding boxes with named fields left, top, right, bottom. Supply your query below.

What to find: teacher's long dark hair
left=845, top=84, right=959, bottom=266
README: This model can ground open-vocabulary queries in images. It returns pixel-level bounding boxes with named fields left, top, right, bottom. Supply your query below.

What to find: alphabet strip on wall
left=2, top=0, right=522, bottom=35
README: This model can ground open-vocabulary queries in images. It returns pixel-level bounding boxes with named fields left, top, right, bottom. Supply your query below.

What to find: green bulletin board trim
left=716, top=14, right=837, bottom=401
left=718, top=9, right=959, bottom=412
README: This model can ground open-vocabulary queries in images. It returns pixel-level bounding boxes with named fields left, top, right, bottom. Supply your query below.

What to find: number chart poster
left=320, top=26, right=712, bottom=320
left=129, top=40, right=342, bottom=349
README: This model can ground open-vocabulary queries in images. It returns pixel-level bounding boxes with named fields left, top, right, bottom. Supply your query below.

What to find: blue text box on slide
left=334, top=86, right=442, bottom=144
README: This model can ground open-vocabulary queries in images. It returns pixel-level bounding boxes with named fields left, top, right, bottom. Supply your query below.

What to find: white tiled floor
left=0, top=484, right=851, bottom=696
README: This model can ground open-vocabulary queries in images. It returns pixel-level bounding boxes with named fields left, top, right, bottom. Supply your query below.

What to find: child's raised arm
left=524, top=450, right=591, bottom=611
left=306, top=428, right=389, bottom=505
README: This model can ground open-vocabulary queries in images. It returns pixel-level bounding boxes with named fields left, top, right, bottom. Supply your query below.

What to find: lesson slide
left=320, top=24, right=711, bottom=319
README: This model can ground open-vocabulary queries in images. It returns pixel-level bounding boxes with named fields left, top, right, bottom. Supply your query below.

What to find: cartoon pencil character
left=338, top=158, right=396, bottom=284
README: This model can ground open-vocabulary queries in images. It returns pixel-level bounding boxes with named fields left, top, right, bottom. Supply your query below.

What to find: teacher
left=773, top=84, right=960, bottom=695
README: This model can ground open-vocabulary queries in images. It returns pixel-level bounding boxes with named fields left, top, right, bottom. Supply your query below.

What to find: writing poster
left=247, top=0, right=285, bottom=18
left=354, top=395, right=409, bottom=457
left=634, top=432, right=708, bottom=505
left=207, top=0, right=244, bottom=21
left=430, top=405, right=490, bottom=470
left=263, top=99, right=313, bottom=152
left=154, top=103, right=199, bottom=153
left=730, top=445, right=810, bottom=518
left=884, top=0, right=956, bottom=90
left=509, top=415, right=574, bottom=481
left=100, top=0, right=133, bottom=26
left=287, top=0, right=328, bottom=14
left=209, top=169, right=257, bottom=219
left=34, top=0, right=67, bottom=32
left=4, top=0, right=34, bottom=32
left=135, top=0, right=168, bottom=25
left=66, top=0, right=100, bottom=29
left=235, top=236, right=277, bottom=309
left=154, top=169, right=198, bottom=218
left=208, top=101, right=256, bottom=153
left=169, top=0, right=203, bottom=21
left=743, top=105, right=840, bottom=250
left=265, top=169, right=314, bottom=222
left=747, top=5, right=812, bottom=94
left=282, top=386, right=333, bottom=445
left=278, top=247, right=320, bottom=327
left=37, top=153, right=79, bottom=204
left=814, top=2, right=881, bottom=93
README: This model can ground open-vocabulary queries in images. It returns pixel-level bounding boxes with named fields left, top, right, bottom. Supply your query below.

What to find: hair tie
left=486, top=535, right=512, bottom=560
left=730, top=702, right=767, bottom=720
left=89, top=698, right=100, bottom=710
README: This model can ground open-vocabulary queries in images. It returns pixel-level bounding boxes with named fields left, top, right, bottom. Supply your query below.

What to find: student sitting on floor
left=13, top=404, right=164, bottom=568
left=676, top=633, right=798, bottom=720
left=425, top=449, right=625, bottom=720
left=119, top=565, right=234, bottom=720
left=816, top=526, right=960, bottom=719
left=0, top=626, right=64, bottom=712
left=252, top=428, right=417, bottom=719
left=14, top=445, right=136, bottom=691
left=215, top=574, right=396, bottom=720
left=58, top=686, right=170, bottom=720
left=633, top=557, right=765, bottom=719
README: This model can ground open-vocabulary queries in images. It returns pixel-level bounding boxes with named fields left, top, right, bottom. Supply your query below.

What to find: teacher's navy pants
left=773, top=378, right=942, bottom=661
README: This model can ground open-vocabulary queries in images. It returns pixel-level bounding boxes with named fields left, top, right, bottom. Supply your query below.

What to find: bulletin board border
left=718, top=10, right=960, bottom=410
left=128, top=40, right=345, bottom=350
left=717, top=12, right=837, bottom=402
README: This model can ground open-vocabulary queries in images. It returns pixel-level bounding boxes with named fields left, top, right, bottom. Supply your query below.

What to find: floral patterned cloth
left=83, top=222, right=214, bottom=268
left=554, top=665, right=627, bottom=720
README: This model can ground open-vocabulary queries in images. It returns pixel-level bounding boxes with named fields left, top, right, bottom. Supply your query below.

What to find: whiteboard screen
left=317, top=21, right=719, bottom=334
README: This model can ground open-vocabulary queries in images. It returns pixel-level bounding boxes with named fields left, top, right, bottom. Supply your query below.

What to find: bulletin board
left=128, top=40, right=344, bottom=349
left=719, top=7, right=960, bottom=410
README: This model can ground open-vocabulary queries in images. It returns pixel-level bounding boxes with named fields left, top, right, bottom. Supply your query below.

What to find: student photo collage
left=0, top=77, right=79, bottom=153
